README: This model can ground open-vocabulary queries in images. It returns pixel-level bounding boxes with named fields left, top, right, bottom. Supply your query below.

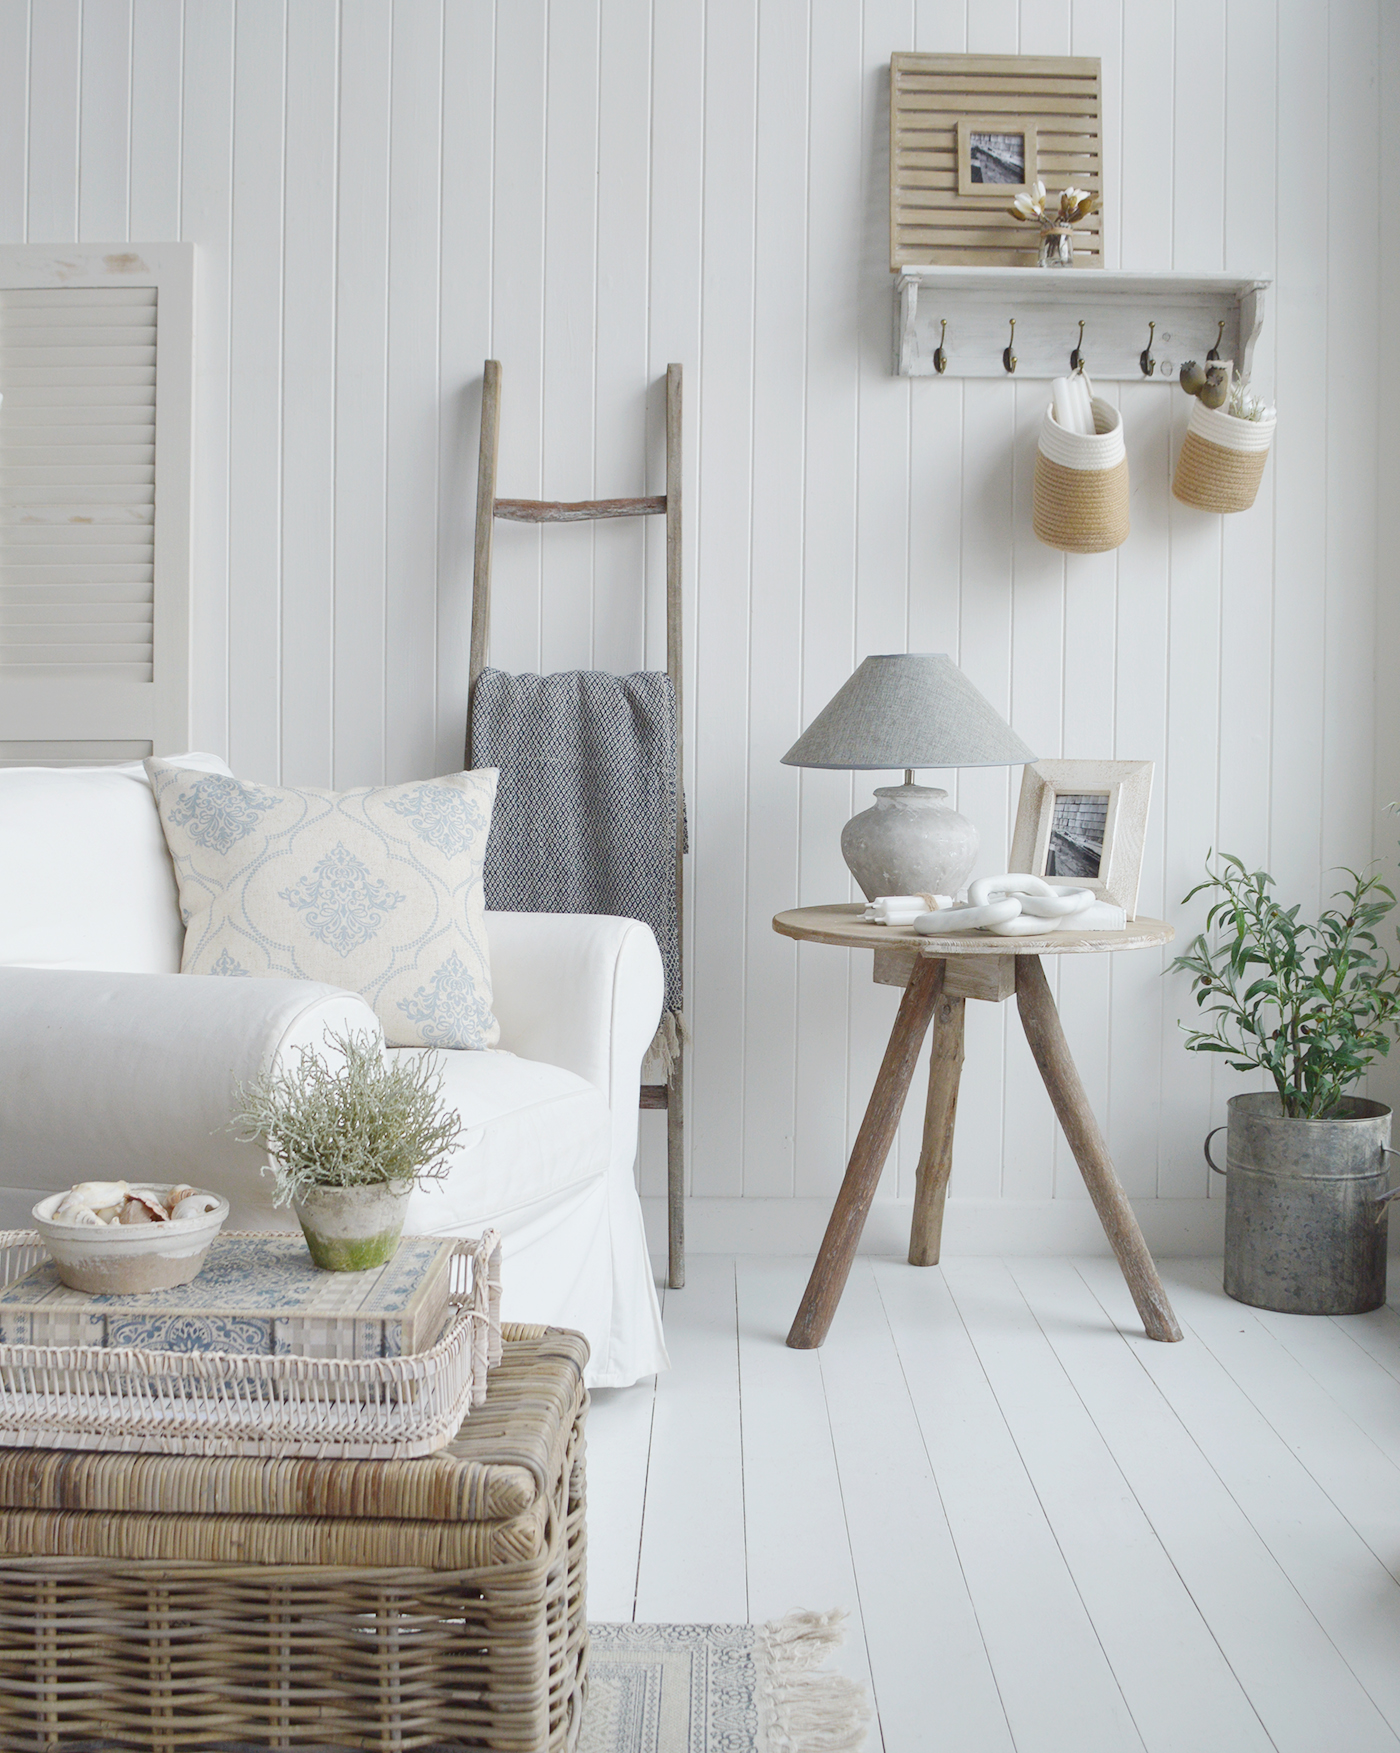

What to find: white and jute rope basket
left=1172, top=397, right=1275, bottom=513
left=0, top=1228, right=502, bottom=1458
left=1033, top=392, right=1130, bottom=554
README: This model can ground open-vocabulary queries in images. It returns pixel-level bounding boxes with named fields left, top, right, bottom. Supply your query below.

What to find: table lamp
left=781, top=653, right=1037, bottom=901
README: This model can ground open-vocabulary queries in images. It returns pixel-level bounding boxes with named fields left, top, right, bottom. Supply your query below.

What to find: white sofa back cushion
left=0, top=753, right=232, bottom=974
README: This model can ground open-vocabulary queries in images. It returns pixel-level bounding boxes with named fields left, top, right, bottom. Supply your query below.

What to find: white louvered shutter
left=0, top=246, right=193, bottom=765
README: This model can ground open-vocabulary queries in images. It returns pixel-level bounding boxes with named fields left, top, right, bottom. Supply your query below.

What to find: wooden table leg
left=1015, top=955, right=1183, bottom=1343
left=909, top=990, right=965, bottom=1266
left=787, top=957, right=945, bottom=1349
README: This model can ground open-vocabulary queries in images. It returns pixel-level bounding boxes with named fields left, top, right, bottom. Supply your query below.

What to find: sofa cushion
left=398, top=1047, right=612, bottom=1231
left=145, top=761, right=501, bottom=1050
left=0, top=753, right=232, bottom=974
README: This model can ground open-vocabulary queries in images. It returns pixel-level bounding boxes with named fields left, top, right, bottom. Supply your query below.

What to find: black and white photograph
left=967, top=129, right=1026, bottom=184
left=1045, top=790, right=1109, bottom=878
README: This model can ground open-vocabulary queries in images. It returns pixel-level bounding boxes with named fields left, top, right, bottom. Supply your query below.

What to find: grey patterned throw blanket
left=470, top=667, right=684, bottom=1021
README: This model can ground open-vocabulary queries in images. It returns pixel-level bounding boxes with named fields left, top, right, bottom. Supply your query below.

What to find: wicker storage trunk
left=0, top=1325, right=588, bottom=1753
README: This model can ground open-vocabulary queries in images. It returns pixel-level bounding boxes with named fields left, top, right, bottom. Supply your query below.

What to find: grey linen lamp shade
left=781, top=653, right=1036, bottom=771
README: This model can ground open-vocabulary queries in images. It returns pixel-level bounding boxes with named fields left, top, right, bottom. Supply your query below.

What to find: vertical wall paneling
left=332, top=0, right=392, bottom=787
left=850, top=0, right=914, bottom=1202
left=691, top=0, right=758, bottom=1200
left=1371, top=0, right=1400, bottom=1125
left=793, top=0, right=863, bottom=1204
left=129, top=0, right=183, bottom=242
left=435, top=0, right=495, bottom=780
left=384, top=0, right=443, bottom=786
left=488, top=2, right=548, bottom=678
left=20, top=0, right=1389, bottom=1251
left=641, top=0, right=705, bottom=1202
left=740, top=0, right=808, bottom=1199
left=27, top=0, right=79, bottom=243
left=1268, top=1, right=1329, bottom=915
left=0, top=1, right=30, bottom=243
left=226, top=0, right=285, bottom=782
left=78, top=0, right=131, bottom=240
left=538, top=0, right=599, bottom=679
left=592, top=0, right=651, bottom=681
left=179, top=0, right=233, bottom=757
left=280, top=0, right=338, bottom=789
left=1321, top=2, right=1380, bottom=873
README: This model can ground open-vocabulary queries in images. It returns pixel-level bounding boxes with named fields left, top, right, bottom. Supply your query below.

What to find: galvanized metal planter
left=1206, top=1093, right=1396, bottom=1315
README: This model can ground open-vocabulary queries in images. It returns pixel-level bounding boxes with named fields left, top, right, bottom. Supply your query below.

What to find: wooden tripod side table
left=773, top=904, right=1183, bottom=1349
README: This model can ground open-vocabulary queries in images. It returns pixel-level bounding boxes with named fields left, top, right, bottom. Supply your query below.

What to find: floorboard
left=819, top=1259, right=1014, bottom=1753
left=877, top=1258, right=1142, bottom=1753
left=1076, top=1256, right=1400, bottom=1751
left=942, top=1256, right=1274, bottom=1753
left=584, top=1254, right=1400, bottom=1753
left=733, top=1258, right=876, bottom=1705
left=630, top=1255, right=748, bottom=1623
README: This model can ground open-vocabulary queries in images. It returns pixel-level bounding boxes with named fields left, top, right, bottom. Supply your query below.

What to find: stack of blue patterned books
left=0, top=1234, right=457, bottom=1359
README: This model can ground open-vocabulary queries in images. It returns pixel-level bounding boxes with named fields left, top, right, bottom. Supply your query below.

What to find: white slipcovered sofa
left=0, top=755, right=670, bottom=1388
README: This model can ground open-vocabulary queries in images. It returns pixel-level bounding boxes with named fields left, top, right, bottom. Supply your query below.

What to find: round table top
left=772, top=903, right=1174, bottom=957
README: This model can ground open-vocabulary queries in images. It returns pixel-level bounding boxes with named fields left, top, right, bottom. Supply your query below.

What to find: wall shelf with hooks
left=895, top=268, right=1269, bottom=382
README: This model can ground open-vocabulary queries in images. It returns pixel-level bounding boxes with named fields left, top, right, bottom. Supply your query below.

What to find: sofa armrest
left=0, top=968, right=381, bottom=1215
left=484, top=911, right=664, bottom=1122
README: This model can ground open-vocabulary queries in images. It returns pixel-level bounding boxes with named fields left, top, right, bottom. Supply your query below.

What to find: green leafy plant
left=1171, top=855, right=1400, bottom=1118
left=232, top=1030, right=461, bottom=1208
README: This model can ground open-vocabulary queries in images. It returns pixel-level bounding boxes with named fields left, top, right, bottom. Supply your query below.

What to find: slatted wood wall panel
left=890, top=52, right=1103, bottom=269
left=0, top=0, right=1387, bottom=1251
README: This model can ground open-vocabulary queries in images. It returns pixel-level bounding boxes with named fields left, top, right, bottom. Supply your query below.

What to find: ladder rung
left=494, top=495, right=667, bottom=524
left=639, top=1084, right=670, bottom=1110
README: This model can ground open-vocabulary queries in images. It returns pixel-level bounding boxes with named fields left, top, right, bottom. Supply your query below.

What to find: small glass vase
left=1038, top=228, right=1074, bottom=268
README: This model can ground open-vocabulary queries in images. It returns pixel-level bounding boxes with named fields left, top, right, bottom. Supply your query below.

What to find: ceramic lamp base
left=839, top=783, right=979, bottom=902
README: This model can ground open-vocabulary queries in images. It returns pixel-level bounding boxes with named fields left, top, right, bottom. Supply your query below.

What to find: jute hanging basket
left=1032, top=395, right=1129, bottom=554
left=1172, top=398, right=1275, bottom=513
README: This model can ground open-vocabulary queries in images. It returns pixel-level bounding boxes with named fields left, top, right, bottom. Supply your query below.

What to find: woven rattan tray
left=0, top=1229, right=501, bottom=1459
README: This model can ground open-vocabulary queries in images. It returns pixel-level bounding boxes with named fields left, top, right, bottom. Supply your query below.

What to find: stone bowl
left=31, top=1185, right=230, bottom=1294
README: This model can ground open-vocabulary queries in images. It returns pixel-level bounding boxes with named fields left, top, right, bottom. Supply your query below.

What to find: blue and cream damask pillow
left=144, top=760, right=500, bottom=1050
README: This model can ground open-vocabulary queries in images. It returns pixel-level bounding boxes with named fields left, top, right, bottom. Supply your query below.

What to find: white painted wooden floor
left=585, top=1254, right=1400, bottom=1753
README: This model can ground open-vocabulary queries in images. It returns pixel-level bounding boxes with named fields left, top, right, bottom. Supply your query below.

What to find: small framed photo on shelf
left=956, top=117, right=1039, bottom=197
left=1009, top=760, right=1154, bottom=919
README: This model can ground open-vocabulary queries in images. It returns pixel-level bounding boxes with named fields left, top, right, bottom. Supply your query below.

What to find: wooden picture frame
left=955, top=118, right=1038, bottom=198
left=1009, top=760, right=1153, bottom=919
left=890, top=53, right=1102, bottom=270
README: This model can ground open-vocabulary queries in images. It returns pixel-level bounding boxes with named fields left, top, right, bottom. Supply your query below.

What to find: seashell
left=54, top=1202, right=105, bottom=1227
left=170, top=1194, right=221, bottom=1223
left=163, top=1184, right=196, bottom=1217
left=119, top=1191, right=169, bottom=1225
left=68, top=1181, right=129, bottom=1209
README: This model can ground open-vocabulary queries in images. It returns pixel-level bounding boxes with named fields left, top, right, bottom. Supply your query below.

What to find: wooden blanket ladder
left=468, top=359, right=686, bottom=1290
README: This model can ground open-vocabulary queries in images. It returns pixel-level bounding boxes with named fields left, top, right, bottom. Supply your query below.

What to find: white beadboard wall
left=1, top=0, right=1391, bottom=1256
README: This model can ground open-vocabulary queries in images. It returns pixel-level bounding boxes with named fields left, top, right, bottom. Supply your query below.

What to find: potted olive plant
left=1173, top=855, right=1400, bottom=1314
left=234, top=1031, right=461, bottom=1271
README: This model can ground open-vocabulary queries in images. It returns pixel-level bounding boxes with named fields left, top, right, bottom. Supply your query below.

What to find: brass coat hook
left=1140, top=320, right=1156, bottom=377
left=1207, top=319, right=1225, bottom=361
left=1070, top=320, right=1086, bottom=373
left=933, top=318, right=948, bottom=375
left=1003, top=318, right=1017, bottom=375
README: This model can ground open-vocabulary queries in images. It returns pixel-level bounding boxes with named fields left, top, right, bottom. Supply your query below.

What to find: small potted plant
left=1171, top=359, right=1276, bottom=513
left=1172, top=854, right=1400, bottom=1314
left=233, top=1030, right=461, bottom=1271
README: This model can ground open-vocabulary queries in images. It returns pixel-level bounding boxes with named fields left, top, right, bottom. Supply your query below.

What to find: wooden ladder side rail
left=466, top=359, right=687, bottom=1290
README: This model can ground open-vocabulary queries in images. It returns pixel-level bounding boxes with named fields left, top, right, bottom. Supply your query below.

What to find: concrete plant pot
left=292, top=1181, right=413, bottom=1272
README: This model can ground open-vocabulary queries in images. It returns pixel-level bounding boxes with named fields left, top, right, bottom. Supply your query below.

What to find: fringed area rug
left=579, top=1610, right=870, bottom=1753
